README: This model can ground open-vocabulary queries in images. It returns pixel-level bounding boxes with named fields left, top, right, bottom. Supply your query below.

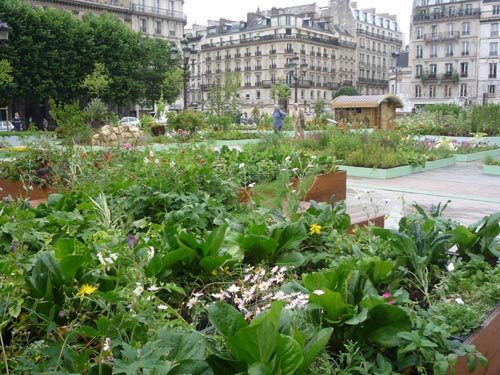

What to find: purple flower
left=126, top=234, right=138, bottom=248
left=9, top=240, right=19, bottom=252
left=122, top=143, right=133, bottom=150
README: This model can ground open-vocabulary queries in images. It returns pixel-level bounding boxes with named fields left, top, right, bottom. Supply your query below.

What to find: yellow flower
left=309, top=223, right=322, bottom=235
left=77, top=284, right=97, bottom=297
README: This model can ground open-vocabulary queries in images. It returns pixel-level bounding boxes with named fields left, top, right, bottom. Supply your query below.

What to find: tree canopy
left=0, top=0, right=181, bottom=106
left=332, top=86, right=359, bottom=99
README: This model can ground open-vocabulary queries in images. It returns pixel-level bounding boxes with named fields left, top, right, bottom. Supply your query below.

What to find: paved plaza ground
left=346, top=161, right=500, bottom=229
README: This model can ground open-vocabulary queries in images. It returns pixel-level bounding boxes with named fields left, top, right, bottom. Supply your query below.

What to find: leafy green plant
left=168, top=110, right=205, bottom=132
left=207, top=301, right=333, bottom=374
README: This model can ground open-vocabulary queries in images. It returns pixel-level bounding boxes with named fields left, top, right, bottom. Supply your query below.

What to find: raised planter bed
left=483, top=164, right=500, bottom=176
left=348, top=214, right=385, bottom=233
left=338, top=157, right=456, bottom=180
left=238, top=171, right=347, bottom=204
left=0, top=179, right=52, bottom=202
left=455, top=306, right=500, bottom=375
left=454, top=149, right=500, bottom=162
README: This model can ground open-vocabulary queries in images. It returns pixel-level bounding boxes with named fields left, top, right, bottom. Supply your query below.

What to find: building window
left=489, top=63, right=497, bottom=78
left=447, top=23, right=454, bottom=36
left=488, top=85, right=496, bottom=97
left=416, top=45, right=423, bottom=58
left=431, top=25, right=438, bottom=37
left=460, top=84, right=467, bottom=97
left=169, top=23, right=176, bottom=36
left=430, top=44, right=437, bottom=58
left=444, top=85, right=452, bottom=98
left=490, top=42, right=498, bottom=56
left=155, top=20, right=161, bottom=35
left=415, top=85, right=422, bottom=98
left=462, top=22, right=470, bottom=36
left=445, top=63, right=453, bottom=75
left=256, top=91, right=261, bottom=100
left=460, top=62, right=468, bottom=77
left=429, top=64, right=437, bottom=77
left=429, top=86, right=436, bottom=98
left=462, top=41, right=469, bottom=56
left=494, top=5, right=500, bottom=15
left=492, top=23, right=499, bottom=37
left=446, top=44, right=453, bottom=57
left=140, top=19, right=147, bottom=33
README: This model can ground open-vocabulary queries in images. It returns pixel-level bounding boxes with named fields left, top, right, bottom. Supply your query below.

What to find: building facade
left=477, top=0, right=500, bottom=104
left=27, top=0, right=186, bottom=42
left=408, top=0, right=481, bottom=108
left=188, top=5, right=357, bottom=114
left=352, top=3, right=404, bottom=95
left=184, top=1, right=403, bottom=114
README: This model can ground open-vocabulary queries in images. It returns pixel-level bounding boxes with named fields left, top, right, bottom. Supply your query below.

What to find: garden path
left=346, top=161, right=500, bottom=229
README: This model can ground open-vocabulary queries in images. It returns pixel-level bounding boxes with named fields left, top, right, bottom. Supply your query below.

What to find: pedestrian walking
left=272, top=105, right=286, bottom=133
left=12, top=113, right=22, bottom=131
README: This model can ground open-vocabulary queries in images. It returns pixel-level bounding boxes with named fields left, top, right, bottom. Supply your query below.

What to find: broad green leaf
left=276, top=222, right=307, bottom=251
left=297, top=328, right=333, bottom=374
left=47, top=193, right=64, bottom=207
left=309, top=290, right=348, bottom=323
left=227, top=320, right=279, bottom=364
left=466, top=354, right=477, bottom=372
left=208, top=302, right=247, bottom=338
left=54, top=238, right=79, bottom=259
left=345, top=307, right=368, bottom=325
left=162, top=248, right=197, bottom=270
left=276, top=251, right=305, bottom=267
left=145, top=255, right=163, bottom=277
left=59, top=254, right=84, bottom=281
left=247, top=362, right=273, bottom=375
left=239, top=235, right=278, bottom=261
left=370, top=260, right=394, bottom=284
left=275, top=335, right=303, bottom=375
left=364, top=304, right=411, bottom=347
left=202, top=224, right=228, bottom=257
left=170, top=359, right=213, bottom=375
left=199, top=254, right=231, bottom=274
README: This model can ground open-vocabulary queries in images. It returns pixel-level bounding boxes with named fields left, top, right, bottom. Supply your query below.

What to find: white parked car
left=0, top=120, right=13, bottom=131
left=119, top=117, right=140, bottom=127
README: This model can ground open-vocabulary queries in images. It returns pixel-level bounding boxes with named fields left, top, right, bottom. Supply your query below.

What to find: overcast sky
left=185, top=0, right=412, bottom=44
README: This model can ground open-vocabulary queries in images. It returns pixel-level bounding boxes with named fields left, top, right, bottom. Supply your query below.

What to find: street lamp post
left=391, top=52, right=401, bottom=95
left=286, top=54, right=308, bottom=104
left=170, top=37, right=195, bottom=110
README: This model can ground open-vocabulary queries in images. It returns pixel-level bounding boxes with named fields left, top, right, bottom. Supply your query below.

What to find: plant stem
left=0, top=325, right=10, bottom=375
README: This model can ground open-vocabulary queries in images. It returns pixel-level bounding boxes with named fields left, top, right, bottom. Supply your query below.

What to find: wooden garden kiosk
left=332, top=94, right=403, bottom=130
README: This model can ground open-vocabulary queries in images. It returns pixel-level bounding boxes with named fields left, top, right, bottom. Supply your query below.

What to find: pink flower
left=382, top=292, right=392, bottom=299
left=122, top=143, right=132, bottom=150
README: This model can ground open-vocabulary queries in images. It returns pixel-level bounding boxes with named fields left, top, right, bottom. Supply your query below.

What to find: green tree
left=207, top=73, right=241, bottom=117
left=0, top=59, right=13, bottom=87
left=332, top=86, right=359, bottom=99
left=271, top=82, right=290, bottom=109
left=81, top=62, right=112, bottom=99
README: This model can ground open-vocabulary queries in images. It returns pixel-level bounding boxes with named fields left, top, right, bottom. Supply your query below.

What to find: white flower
left=248, top=182, right=256, bottom=188
left=313, top=289, right=325, bottom=296
left=154, top=158, right=160, bottom=164
left=227, top=284, right=240, bottom=294
left=446, top=263, right=455, bottom=272
left=211, top=292, right=227, bottom=300
left=285, top=156, right=291, bottom=162
left=158, top=304, right=168, bottom=310
left=455, top=297, right=465, bottom=305
left=291, top=189, right=297, bottom=193
left=147, top=285, right=160, bottom=292
left=272, top=291, right=286, bottom=300
left=239, top=163, right=245, bottom=169
left=149, top=150, right=154, bottom=157
left=147, top=246, right=155, bottom=260
left=103, top=337, right=112, bottom=351
left=144, top=157, right=150, bottom=164
left=187, top=296, right=199, bottom=309
left=292, top=167, right=299, bottom=173
left=271, top=266, right=279, bottom=274
left=133, top=284, right=144, bottom=297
